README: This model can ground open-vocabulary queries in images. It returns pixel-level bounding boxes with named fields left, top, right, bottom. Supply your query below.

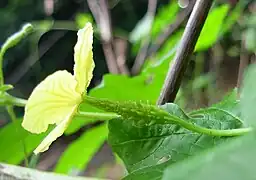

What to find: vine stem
left=3, top=94, right=28, bottom=107
left=166, top=113, right=252, bottom=137
left=84, top=95, right=252, bottom=137
left=0, top=23, right=33, bottom=86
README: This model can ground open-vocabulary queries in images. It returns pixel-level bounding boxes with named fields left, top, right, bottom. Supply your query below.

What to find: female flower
left=22, top=23, right=95, bottom=154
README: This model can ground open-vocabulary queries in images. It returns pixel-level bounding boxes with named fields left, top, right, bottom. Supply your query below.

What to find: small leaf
left=55, top=123, right=108, bottom=174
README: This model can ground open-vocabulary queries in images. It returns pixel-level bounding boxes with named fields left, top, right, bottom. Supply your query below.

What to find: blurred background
left=0, top=0, right=255, bottom=179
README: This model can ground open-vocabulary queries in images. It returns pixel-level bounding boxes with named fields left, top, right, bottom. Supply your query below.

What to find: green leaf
left=162, top=133, right=256, bottom=180
left=123, top=162, right=168, bottom=180
left=0, top=120, right=48, bottom=164
left=241, top=64, right=256, bottom=126
left=195, top=4, right=230, bottom=51
left=151, top=1, right=180, bottom=39
left=55, top=124, right=108, bottom=174
left=108, top=100, right=241, bottom=176
left=131, top=1, right=179, bottom=54
left=189, top=89, right=242, bottom=129
left=65, top=115, right=99, bottom=135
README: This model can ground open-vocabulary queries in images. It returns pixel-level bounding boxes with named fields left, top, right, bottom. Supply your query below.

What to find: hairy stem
left=84, top=96, right=252, bottom=137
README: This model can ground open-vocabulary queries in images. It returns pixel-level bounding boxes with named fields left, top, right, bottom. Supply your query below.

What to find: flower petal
left=74, top=22, right=95, bottom=94
left=22, top=70, right=82, bottom=134
left=33, top=106, right=77, bottom=154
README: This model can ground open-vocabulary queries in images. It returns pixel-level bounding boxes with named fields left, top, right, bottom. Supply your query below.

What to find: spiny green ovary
left=85, top=96, right=170, bottom=126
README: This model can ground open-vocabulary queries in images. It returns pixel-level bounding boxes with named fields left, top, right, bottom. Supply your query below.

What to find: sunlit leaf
left=0, top=120, right=49, bottom=164
left=55, top=124, right=108, bottom=174
left=195, top=4, right=230, bottom=51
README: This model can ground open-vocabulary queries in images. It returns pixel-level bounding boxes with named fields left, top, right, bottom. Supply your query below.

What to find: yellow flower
left=22, top=23, right=95, bottom=154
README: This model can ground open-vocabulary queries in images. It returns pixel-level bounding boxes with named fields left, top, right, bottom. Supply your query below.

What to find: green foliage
left=195, top=4, right=229, bottom=51
left=1, top=1, right=254, bottom=179
left=130, top=1, right=179, bottom=53
left=0, top=119, right=48, bottom=164
left=55, top=124, right=108, bottom=174
left=151, top=1, right=180, bottom=39
left=107, top=91, right=242, bottom=179
left=221, top=3, right=243, bottom=34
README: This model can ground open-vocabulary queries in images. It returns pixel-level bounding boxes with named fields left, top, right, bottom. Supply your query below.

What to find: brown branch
left=113, top=37, right=130, bottom=75
left=131, top=0, right=157, bottom=75
left=148, top=0, right=195, bottom=57
left=87, top=0, right=120, bottom=74
left=157, top=0, right=214, bottom=105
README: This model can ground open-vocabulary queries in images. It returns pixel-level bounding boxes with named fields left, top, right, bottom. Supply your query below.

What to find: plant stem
left=0, top=24, right=33, bottom=86
left=157, top=0, right=214, bottom=105
left=1, top=93, right=27, bottom=107
left=76, top=111, right=120, bottom=120
left=28, top=154, right=40, bottom=169
left=166, top=113, right=252, bottom=137
left=8, top=95, right=27, bottom=107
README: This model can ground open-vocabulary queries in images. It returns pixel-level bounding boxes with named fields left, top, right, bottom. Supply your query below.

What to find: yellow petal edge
left=22, top=22, right=95, bottom=154
left=33, top=106, right=78, bottom=154
left=74, top=23, right=95, bottom=95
